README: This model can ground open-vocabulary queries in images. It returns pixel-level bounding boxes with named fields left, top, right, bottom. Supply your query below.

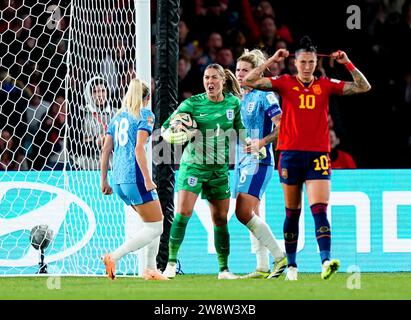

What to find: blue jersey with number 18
left=107, top=108, right=155, bottom=184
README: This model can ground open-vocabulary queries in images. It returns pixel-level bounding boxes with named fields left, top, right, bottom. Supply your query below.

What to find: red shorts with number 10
left=278, top=151, right=332, bottom=185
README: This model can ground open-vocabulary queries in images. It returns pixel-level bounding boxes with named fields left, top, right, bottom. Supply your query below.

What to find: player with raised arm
left=100, top=78, right=168, bottom=281
left=161, top=64, right=245, bottom=280
left=234, top=49, right=287, bottom=279
left=244, top=36, right=371, bottom=280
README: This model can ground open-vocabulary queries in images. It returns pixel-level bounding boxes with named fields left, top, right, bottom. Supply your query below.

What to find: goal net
left=0, top=0, right=148, bottom=276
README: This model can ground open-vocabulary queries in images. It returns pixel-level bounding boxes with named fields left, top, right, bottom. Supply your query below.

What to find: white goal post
left=0, top=0, right=152, bottom=276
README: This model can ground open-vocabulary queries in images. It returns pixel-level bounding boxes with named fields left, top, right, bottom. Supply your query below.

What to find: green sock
left=214, top=224, right=230, bottom=272
left=168, top=213, right=190, bottom=263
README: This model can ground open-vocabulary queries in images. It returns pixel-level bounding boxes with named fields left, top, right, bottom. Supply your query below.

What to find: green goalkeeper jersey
left=163, top=92, right=245, bottom=171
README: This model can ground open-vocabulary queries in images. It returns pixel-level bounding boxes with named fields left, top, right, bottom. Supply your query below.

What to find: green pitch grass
left=1, top=273, right=410, bottom=300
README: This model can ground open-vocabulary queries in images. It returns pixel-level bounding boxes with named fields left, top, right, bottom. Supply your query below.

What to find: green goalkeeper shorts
left=177, top=164, right=230, bottom=200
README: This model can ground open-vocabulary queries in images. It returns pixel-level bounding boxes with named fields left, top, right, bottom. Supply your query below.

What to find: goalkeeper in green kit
left=161, top=63, right=247, bottom=279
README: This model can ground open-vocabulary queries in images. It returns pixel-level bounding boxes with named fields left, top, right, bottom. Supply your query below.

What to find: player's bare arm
left=342, top=68, right=372, bottom=95
left=244, top=49, right=289, bottom=91
left=100, top=134, right=113, bottom=195
left=244, top=113, right=281, bottom=154
left=136, top=130, right=157, bottom=191
left=331, top=50, right=372, bottom=95
left=262, top=113, right=282, bottom=146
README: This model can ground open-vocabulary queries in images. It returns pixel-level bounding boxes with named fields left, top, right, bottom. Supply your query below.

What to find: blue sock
left=283, top=208, right=301, bottom=267
left=311, top=203, right=331, bottom=263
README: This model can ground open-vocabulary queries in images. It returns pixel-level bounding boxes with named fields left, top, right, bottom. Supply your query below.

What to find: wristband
left=345, top=61, right=355, bottom=72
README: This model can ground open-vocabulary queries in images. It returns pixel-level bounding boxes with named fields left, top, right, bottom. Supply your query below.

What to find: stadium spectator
left=237, top=0, right=261, bottom=46
left=0, top=71, right=30, bottom=147
left=161, top=63, right=244, bottom=280
left=215, top=47, right=235, bottom=71
left=0, top=130, right=13, bottom=171
left=196, top=32, right=223, bottom=71
left=254, top=1, right=293, bottom=44
left=1, top=134, right=29, bottom=171
left=70, top=77, right=115, bottom=170
left=233, top=48, right=287, bottom=279
left=190, top=0, right=231, bottom=36
left=178, top=54, right=193, bottom=101
left=178, top=20, right=201, bottom=61
left=178, top=53, right=203, bottom=102
left=0, top=130, right=11, bottom=153
left=30, top=95, right=67, bottom=170
left=257, top=15, right=279, bottom=56
left=24, top=85, right=51, bottom=151
left=254, top=1, right=275, bottom=20
left=244, top=36, right=371, bottom=280
left=329, top=129, right=357, bottom=169
left=281, top=56, right=297, bottom=76
left=226, top=29, right=248, bottom=59
left=101, top=38, right=133, bottom=109
left=101, top=78, right=168, bottom=281
left=0, top=93, right=30, bottom=171
left=238, top=0, right=293, bottom=48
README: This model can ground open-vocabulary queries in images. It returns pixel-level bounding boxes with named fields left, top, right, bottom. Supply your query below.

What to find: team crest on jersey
left=246, top=102, right=255, bottom=114
left=226, top=109, right=234, bottom=120
left=281, top=168, right=288, bottom=179
left=313, top=85, right=322, bottom=95
left=147, top=116, right=154, bottom=125
left=187, top=176, right=198, bottom=187
left=266, top=93, right=277, bottom=105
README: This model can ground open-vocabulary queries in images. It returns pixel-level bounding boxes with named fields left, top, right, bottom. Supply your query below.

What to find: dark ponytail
left=296, top=36, right=317, bottom=56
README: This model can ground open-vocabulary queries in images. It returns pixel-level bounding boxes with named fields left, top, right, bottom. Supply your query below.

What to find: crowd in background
left=0, top=0, right=68, bottom=170
left=1, top=0, right=410, bottom=171
left=169, top=0, right=411, bottom=168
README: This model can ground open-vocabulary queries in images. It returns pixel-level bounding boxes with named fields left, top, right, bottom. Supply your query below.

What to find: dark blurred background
left=165, top=0, right=411, bottom=168
left=1, top=0, right=410, bottom=170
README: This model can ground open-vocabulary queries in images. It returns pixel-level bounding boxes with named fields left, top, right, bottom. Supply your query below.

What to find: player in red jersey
left=244, top=36, right=371, bottom=280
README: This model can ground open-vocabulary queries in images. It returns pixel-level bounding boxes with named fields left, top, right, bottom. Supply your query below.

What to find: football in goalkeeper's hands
left=169, top=113, right=197, bottom=136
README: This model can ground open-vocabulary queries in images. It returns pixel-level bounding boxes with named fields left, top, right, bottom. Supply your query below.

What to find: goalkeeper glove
left=161, top=127, right=189, bottom=145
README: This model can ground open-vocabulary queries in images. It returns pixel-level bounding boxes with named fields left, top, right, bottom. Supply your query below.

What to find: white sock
left=145, top=235, right=160, bottom=271
left=246, top=215, right=284, bottom=261
left=250, top=232, right=269, bottom=272
left=112, top=220, right=163, bottom=262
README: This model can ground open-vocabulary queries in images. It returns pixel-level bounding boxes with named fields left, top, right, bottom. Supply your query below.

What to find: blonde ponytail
left=237, top=49, right=267, bottom=69
left=119, top=78, right=149, bottom=118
